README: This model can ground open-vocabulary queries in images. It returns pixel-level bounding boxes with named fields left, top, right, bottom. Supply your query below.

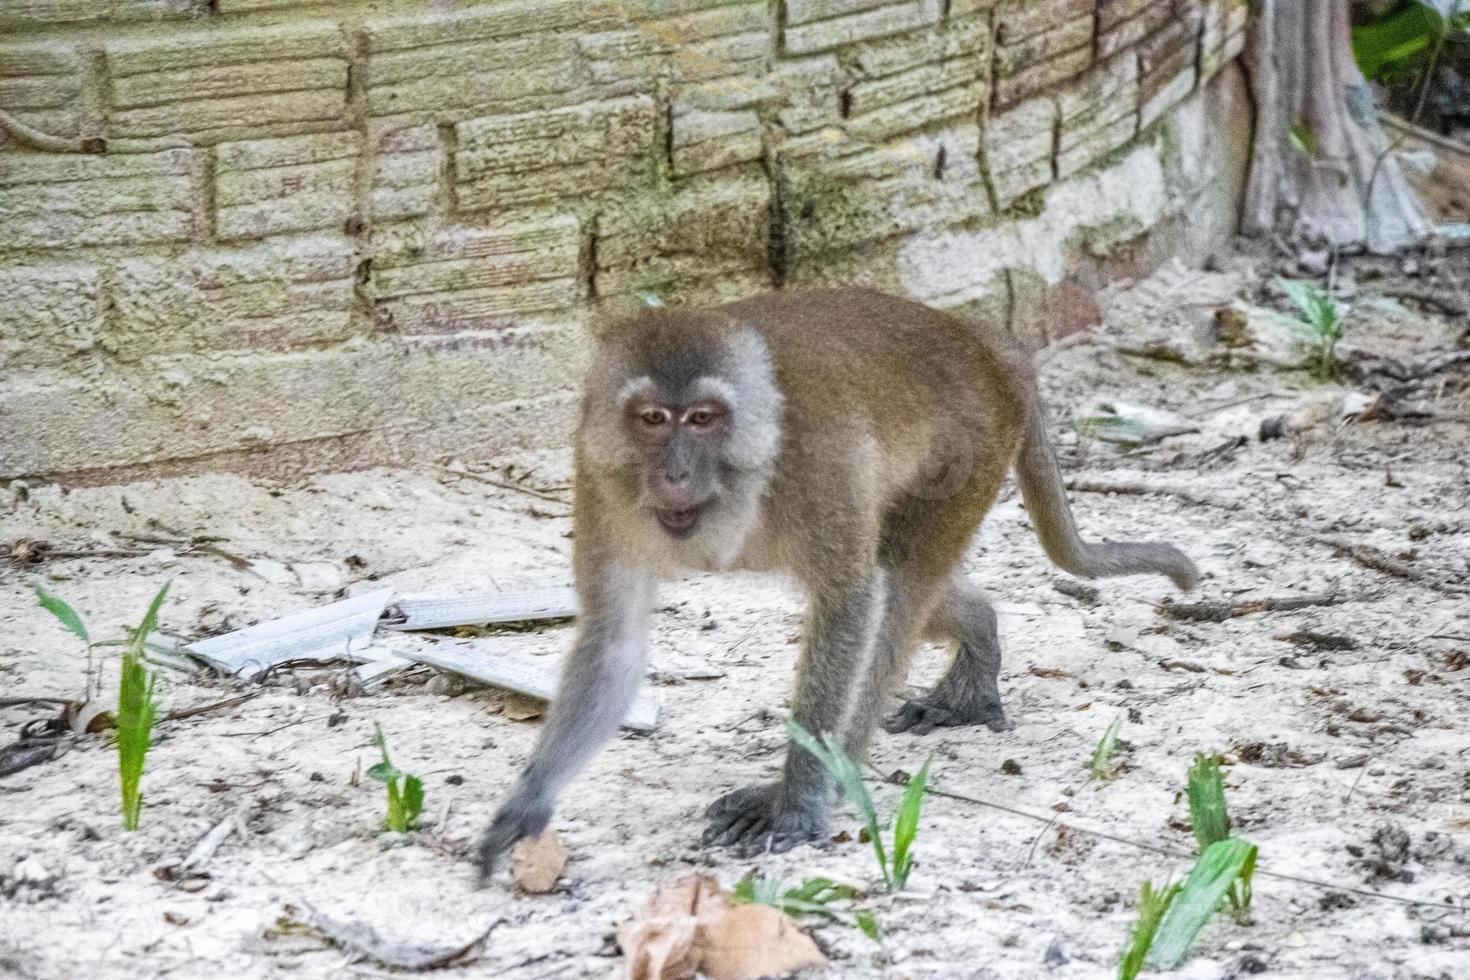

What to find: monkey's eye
left=685, top=408, right=721, bottom=428
left=638, top=407, right=671, bottom=427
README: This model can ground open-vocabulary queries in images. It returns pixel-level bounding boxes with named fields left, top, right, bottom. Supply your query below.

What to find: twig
left=1034, top=331, right=1094, bottom=368
left=879, top=770, right=1465, bottom=912
left=163, top=693, right=258, bottom=723
left=1021, top=812, right=1061, bottom=869
left=1183, top=392, right=1283, bottom=418
left=181, top=809, right=247, bottom=871
left=434, top=466, right=572, bottom=506
left=1064, top=479, right=1234, bottom=511
left=0, top=697, right=68, bottom=708
left=1310, top=536, right=1470, bottom=596
left=1158, top=592, right=1354, bottom=623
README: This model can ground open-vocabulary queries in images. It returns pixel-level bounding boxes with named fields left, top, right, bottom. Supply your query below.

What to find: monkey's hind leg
left=884, top=580, right=1011, bottom=736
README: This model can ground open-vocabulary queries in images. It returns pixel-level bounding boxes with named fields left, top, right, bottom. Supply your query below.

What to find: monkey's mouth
left=655, top=506, right=703, bottom=538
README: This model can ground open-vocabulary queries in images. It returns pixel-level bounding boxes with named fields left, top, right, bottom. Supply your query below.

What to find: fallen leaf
left=1028, top=666, right=1073, bottom=679
left=618, top=875, right=825, bottom=980
left=501, top=691, right=545, bottom=722
left=511, top=830, right=567, bottom=894
left=308, top=909, right=495, bottom=970
left=698, top=902, right=825, bottom=980
left=163, top=911, right=189, bottom=926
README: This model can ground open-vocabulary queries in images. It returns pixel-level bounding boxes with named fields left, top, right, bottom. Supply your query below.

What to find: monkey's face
left=624, top=389, right=731, bottom=539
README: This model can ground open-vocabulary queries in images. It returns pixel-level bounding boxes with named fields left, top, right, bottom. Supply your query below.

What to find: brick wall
left=0, top=0, right=1249, bottom=483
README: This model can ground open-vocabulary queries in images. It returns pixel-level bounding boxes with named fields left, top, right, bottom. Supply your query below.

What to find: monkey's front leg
left=703, top=569, right=889, bottom=856
left=477, top=562, right=654, bottom=881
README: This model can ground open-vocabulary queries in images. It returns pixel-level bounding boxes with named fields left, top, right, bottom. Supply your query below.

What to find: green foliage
left=1147, top=838, right=1259, bottom=969
left=1353, top=2, right=1470, bottom=82
left=1277, top=278, right=1348, bottom=379
left=1118, top=878, right=1180, bottom=980
left=368, top=724, right=424, bottom=832
left=733, top=873, right=880, bottom=940
left=1287, top=119, right=1316, bottom=160
left=1186, top=754, right=1231, bottom=851
left=1090, top=716, right=1123, bottom=782
left=35, top=586, right=89, bottom=644
left=787, top=719, right=931, bottom=891
left=38, top=583, right=168, bottom=830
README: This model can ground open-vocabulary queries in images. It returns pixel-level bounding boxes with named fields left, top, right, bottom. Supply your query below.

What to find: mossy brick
left=993, top=44, right=1092, bottom=108
left=215, top=132, right=362, bottom=241
left=846, top=53, right=986, bottom=117
left=366, top=31, right=585, bottom=118
left=598, top=174, right=769, bottom=268
left=845, top=80, right=985, bottom=141
left=847, top=14, right=991, bottom=78
left=0, top=42, right=83, bottom=139
left=106, top=24, right=348, bottom=141
left=1199, top=0, right=1247, bottom=79
left=0, top=0, right=105, bottom=25
left=995, top=0, right=1092, bottom=44
left=1097, top=0, right=1159, bottom=32
left=987, top=95, right=1055, bottom=207
left=783, top=0, right=942, bottom=56
left=454, top=96, right=657, bottom=211
left=0, top=326, right=586, bottom=478
left=364, top=1, right=611, bottom=52
left=0, top=148, right=195, bottom=249
left=1057, top=55, right=1138, bottom=177
left=371, top=216, right=581, bottom=299
left=1098, top=0, right=1176, bottom=59
left=0, top=263, right=101, bottom=369
left=787, top=0, right=896, bottom=25
left=370, top=122, right=439, bottom=221
left=994, top=14, right=1092, bottom=77
left=108, top=234, right=355, bottom=357
left=375, top=279, right=584, bottom=335
left=671, top=108, right=763, bottom=176
left=1138, top=19, right=1197, bottom=125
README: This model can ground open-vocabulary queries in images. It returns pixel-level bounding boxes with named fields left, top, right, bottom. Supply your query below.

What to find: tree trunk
left=1242, top=0, right=1431, bottom=253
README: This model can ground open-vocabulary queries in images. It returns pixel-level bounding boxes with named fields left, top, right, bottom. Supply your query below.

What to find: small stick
left=1158, top=592, right=1353, bottom=623
left=1064, top=479, right=1233, bottom=511
left=1311, top=536, right=1470, bottom=596
left=181, top=809, right=247, bottom=870
left=434, top=466, right=572, bottom=506
left=163, top=693, right=258, bottom=723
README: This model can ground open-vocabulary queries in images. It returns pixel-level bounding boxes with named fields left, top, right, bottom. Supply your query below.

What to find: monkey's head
left=580, top=313, right=783, bottom=561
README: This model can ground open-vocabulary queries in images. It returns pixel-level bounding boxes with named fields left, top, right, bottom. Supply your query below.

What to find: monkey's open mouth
left=655, top=506, right=702, bottom=538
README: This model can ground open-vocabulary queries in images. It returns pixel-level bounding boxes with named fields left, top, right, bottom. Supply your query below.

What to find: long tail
left=1014, top=402, right=1200, bottom=591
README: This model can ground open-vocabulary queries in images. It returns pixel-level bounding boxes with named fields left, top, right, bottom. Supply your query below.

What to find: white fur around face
left=717, top=327, right=783, bottom=472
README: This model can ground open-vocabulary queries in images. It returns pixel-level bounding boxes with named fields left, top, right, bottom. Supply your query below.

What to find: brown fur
left=477, top=287, right=1197, bottom=876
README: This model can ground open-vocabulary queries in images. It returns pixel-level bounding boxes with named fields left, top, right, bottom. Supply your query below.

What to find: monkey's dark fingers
left=476, top=796, right=551, bottom=886
left=885, top=696, right=1010, bottom=735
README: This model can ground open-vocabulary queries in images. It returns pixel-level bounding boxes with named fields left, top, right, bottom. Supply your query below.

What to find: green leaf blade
left=35, top=587, right=89, bottom=644
left=1146, top=838, right=1259, bottom=970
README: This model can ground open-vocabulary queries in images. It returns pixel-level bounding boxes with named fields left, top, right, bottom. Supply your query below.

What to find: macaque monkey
left=478, top=287, right=1197, bottom=878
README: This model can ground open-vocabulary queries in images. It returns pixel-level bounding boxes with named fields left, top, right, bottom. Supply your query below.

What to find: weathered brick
left=598, top=174, right=768, bottom=270
left=1200, top=0, right=1248, bottom=79
left=1097, top=0, right=1158, bottom=33
left=109, top=234, right=355, bottom=356
left=848, top=14, right=991, bottom=77
left=371, top=121, right=439, bottom=221
left=107, top=24, right=349, bottom=141
left=1057, top=55, right=1138, bottom=177
left=1138, top=18, right=1197, bottom=125
left=671, top=108, right=763, bottom=176
left=0, top=148, right=195, bottom=249
left=372, top=216, right=583, bottom=334
left=367, top=31, right=584, bottom=118
left=455, top=96, right=657, bottom=212
left=994, top=44, right=1091, bottom=107
left=1098, top=0, right=1175, bottom=59
left=215, top=131, right=361, bottom=241
left=784, top=0, right=942, bottom=56
left=986, top=95, right=1055, bottom=207
left=787, top=0, right=897, bottom=25
left=846, top=81, right=985, bottom=141
left=0, top=41, right=83, bottom=139
left=847, top=53, right=986, bottom=117
left=0, top=263, right=101, bottom=369
left=995, top=0, right=1092, bottom=44
left=365, top=1, right=605, bottom=52
left=995, top=15, right=1092, bottom=77
left=0, top=0, right=105, bottom=25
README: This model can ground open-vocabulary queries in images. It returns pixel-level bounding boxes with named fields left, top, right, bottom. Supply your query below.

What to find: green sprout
left=1277, top=278, right=1348, bottom=380
left=368, top=724, right=424, bottom=832
left=1090, top=716, right=1123, bottom=782
left=733, top=873, right=880, bottom=941
left=787, top=719, right=930, bottom=891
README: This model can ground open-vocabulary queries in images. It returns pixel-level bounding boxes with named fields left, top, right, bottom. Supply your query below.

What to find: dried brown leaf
left=511, top=830, right=566, bottom=894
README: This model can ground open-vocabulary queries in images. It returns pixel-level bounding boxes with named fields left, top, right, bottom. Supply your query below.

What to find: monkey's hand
left=476, top=791, right=551, bottom=885
left=884, top=690, right=1010, bottom=736
left=701, top=782, right=828, bottom=857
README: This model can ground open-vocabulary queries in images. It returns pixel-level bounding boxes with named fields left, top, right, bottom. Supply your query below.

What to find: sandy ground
left=2, top=253, right=1468, bottom=980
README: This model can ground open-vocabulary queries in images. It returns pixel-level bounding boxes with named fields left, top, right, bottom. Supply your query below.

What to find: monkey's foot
left=701, top=783, right=828, bottom=857
left=476, top=793, right=551, bottom=886
left=883, top=691, right=1010, bottom=736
